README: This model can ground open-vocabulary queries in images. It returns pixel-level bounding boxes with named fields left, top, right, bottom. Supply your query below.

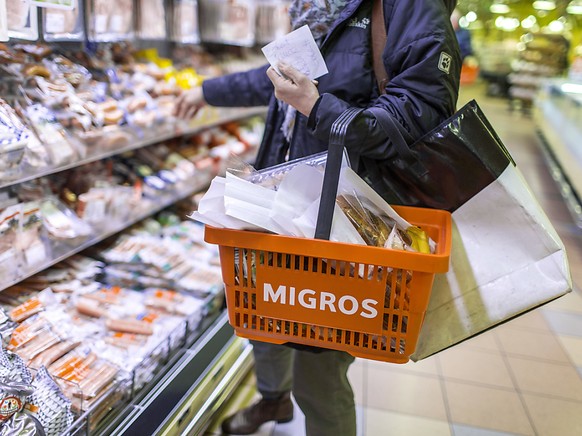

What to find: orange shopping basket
left=204, top=108, right=453, bottom=363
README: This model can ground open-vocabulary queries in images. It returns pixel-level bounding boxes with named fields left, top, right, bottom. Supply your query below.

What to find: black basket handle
left=314, top=107, right=363, bottom=240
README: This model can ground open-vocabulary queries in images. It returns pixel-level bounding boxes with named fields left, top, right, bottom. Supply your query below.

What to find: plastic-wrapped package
left=40, top=197, right=93, bottom=245
left=27, top=366, right=75, bottom=435
left=0, top=0, right=8, bottom=42
left=88, top=0, right=134, bottom=42
left=7, top=0, right=39, bottom=41
left=137, top=0, right=166, bottom=40
left=30, top=0, right=75, bottom=8
left=42, top=0, right=84, bottom=42
left=255, top=0, right=291, bottom=44
left=22, top=103, right=84, bottom=166
left=172, top=0, right=199, bottom=44
left=17, top=202, right=50, bottom=270
left=0, top=351, right=33, bottom=413
left=0, top=99, right=28, bottom=182
left=0, top=205, right=23, bottom=284
left=198, top=0, right=255, bottom=47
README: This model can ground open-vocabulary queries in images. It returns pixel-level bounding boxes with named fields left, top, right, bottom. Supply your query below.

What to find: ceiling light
left=465, top=11, right=477, bottom=22
left=533, top=1, right=556, bottom=10
left=490, top=3, right=510, bottom=13
left=521, top=15, right=537, bottom=29
left=567, top=1, right=582, bottom=14
left=561, top=83, right=582, bottom=94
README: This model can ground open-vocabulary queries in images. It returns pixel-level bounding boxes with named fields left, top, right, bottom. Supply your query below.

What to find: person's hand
left=266, top=62, right=320, bottom=117
left=173, top=86, right=206, bottom=120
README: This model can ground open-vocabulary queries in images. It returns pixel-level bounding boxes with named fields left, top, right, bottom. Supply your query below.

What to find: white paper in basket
left=188, top=176, right=262, bottom=231
left=411, top=165, right=572, bottom=361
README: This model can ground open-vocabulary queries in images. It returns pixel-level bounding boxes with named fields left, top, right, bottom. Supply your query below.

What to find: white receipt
left=261, top=25, right=328, bottom=80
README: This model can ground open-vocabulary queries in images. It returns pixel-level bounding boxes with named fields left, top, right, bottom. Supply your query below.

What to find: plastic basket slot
left=235, top=290, right=241, bottom=309
left=344, top=330, right=351, bottom=345
left=250, top=250, right=258, bottom=289
left=241, top=250, right=253, bottom=290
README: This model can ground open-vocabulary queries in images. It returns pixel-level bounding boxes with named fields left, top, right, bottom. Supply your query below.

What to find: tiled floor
left=204, top=82, right=582, bottom=436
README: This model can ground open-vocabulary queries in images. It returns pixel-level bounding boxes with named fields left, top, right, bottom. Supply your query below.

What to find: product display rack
left=1, top=1, right=294, bottom=433
left=509, top=33, right=569, bottom=114
left=0, top=106, right=264, bottom=191
left=1, top=103, right=266, bottom=434
left=98, top=312, right=254, bottom=436
left=533, top=79, right=582, bottom=228
left=0, top=106, right=266, bottom=293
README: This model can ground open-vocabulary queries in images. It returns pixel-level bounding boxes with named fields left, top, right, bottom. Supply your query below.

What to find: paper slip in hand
left=261, top=25, right=328, bottom=80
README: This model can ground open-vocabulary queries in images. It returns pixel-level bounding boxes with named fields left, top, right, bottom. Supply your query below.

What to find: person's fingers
left=173, top=94, right=185, bottom=117
left=266, top=66, right=286, bottom=86
left=278, top=62, right=306, bottom=84
left=184, top=105, right=199, bottom=120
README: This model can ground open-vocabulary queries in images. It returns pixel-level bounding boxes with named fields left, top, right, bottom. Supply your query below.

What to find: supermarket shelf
left=98, top=311, right=252, bottom=436
left=64, top=301, right=227, bottom=435
left=0, top=107, right=267, bottom=190
left=535, top=126, right=582, bottom=228
left=0, top=173, right=213, bottom=294
left=533, top=82, right=582, bottom=228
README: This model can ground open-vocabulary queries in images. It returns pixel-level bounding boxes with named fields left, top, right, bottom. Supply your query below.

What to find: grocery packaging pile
left=192, top=153, right=435, bottom=254
left=0, top=212, right=222, bottom=434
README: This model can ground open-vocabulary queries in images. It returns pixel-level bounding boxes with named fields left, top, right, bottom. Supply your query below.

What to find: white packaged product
left=7, top=0, right=39, bottom=40
left=89, top=0, right=134, bottom=41
left=42, top=0, right=84, bottom=41
left=138, top=0, right=166, bottom=40
left=172, top=0, right=199, bottom=44
left=0, top=0, right=8, bottom=42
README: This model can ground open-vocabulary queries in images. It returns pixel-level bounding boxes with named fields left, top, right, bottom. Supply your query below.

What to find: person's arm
left=174, top=64, right=274, bottom=120
left=308, top=0, right=461, bottom=159
left=202, top=64, right=274, bottom=107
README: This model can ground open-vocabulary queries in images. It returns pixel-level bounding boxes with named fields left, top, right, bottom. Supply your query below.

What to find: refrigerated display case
left=534, top=79, right=582, bottom=228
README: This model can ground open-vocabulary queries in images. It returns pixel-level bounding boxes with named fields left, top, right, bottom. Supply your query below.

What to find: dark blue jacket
left=203, top=0, right=460, bottom=173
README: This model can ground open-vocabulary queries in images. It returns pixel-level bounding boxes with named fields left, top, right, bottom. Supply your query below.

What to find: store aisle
left=204, top=82, right=582, bottom=436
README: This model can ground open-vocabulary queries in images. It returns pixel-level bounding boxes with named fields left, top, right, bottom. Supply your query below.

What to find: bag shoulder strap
left=371, top=0, right=389, bottom=93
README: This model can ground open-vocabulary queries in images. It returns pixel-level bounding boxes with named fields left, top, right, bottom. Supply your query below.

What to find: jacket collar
left=321, top=0, right=365, bottom=49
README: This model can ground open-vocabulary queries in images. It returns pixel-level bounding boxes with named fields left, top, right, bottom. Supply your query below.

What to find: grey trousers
left=251, top=340, right=357, bottom=436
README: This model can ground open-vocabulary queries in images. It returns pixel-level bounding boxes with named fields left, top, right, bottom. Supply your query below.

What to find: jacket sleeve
left=202, top=64, right=274, bottom=107
left=308, top=0, right=461, bottom=160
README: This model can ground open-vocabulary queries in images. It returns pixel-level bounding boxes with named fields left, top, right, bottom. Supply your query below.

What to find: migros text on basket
left=263, top=283, right=379, bottom=319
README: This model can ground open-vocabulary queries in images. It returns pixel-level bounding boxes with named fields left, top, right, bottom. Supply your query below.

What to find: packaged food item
left=198, top=0, right=255, bottom=46
left=0, top=204, right=23, bottom=283
left=0, top=99, right=32, bottom=181
left=0, top=346, right=34, bottom=425
left=0, top=411, right=44, bottom=435
left=255, top=0, right=291, bottom=44
left=137, top=0, right=167, bottom=40
left=22, top=104, right=83, bottom=166
left=29, top=340, right=80, bottom=369
left=88, top=0, right=134, bottom=41
left=17, top=202, right=50, bottom=270
left=40, top=197, right=92, bottom=245
left=26, top=366, right=74, bottom=436
left=171, top=0, right=200, bottom=44
left=7, top=0, right=39, bottom=41
left=30, top=0, right=75, bottom=8
left=0, top=0, right=8, bottom=43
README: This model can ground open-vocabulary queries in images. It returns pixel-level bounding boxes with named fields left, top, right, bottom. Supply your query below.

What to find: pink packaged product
left=42, top=0, right=85, bottom=42
left=88, top=0, right=134, bottom=42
